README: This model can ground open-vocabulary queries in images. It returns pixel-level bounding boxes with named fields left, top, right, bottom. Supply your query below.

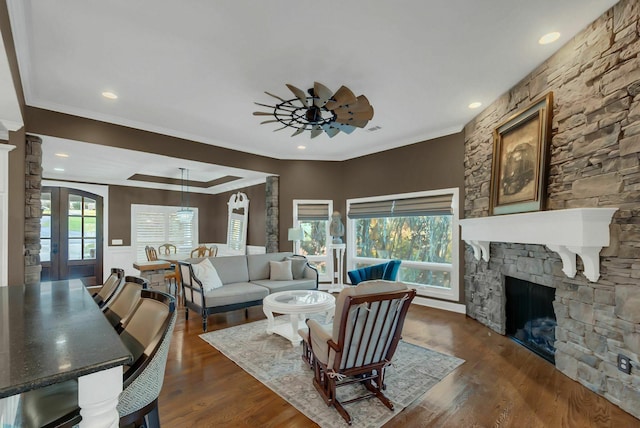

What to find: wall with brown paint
left=108, top=186, right=218, bottom=246
left=343, top=132, right=466, bottom=303
left=7, top=129, right=26, bottom=285
left=108, top=183, right=267, bottom=247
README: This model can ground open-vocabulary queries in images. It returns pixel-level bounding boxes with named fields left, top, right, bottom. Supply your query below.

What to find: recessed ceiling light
left=468, top=102, right=482, bottom=109
left=297, top=145, right=306, bottom=150
left=54, top=153, right=69, bottom=158
left=53, top=167, right=65, bottom=172
left=102, top=91, right=118, bottom=99
left=538, top=32, right=560, bottom=45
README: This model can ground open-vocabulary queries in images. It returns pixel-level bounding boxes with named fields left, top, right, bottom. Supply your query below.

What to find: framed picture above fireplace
left=490, top=92, right=553, bottom=215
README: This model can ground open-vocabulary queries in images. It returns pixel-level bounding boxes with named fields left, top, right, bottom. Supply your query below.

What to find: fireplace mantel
left=459, top=208, right=618, bottom=282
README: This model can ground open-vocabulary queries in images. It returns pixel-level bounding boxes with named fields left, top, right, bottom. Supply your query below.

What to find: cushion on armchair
left=347, top=260, right=401, bottom=285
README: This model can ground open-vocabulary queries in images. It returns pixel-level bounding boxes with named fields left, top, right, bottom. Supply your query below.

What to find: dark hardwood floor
left=159, top=302, right=639, bottom=427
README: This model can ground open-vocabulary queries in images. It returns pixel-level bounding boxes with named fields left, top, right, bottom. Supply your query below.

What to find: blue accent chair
left=347, top=260, right=401, bottom=285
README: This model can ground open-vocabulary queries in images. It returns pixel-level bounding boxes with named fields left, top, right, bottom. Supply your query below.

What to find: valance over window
left=347, top=194, right=453, bottom=219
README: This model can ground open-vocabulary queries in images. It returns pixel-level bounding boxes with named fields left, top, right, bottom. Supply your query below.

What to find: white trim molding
left=459, top=208, right=618, bottom=282
left=0, top=145, right=16, bottom=286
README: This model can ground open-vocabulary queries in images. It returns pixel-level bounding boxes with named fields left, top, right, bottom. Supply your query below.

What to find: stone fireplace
left=461, top=0, right=640, bottom=418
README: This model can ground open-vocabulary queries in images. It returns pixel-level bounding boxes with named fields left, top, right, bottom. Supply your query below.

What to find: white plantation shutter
left=132, top=205, right=198, bottom=261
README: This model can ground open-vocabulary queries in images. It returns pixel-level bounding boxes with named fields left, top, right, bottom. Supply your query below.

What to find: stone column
left=24, top=135, right=42, bottom=285
left=265, top=176, right=279, bottom=253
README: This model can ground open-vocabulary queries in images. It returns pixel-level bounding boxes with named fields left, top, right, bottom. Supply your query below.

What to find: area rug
left=199, top=318, right=464, bottom=428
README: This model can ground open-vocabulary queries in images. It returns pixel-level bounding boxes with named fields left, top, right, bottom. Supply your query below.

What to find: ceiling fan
left=253, top=82, right=374, bottom=138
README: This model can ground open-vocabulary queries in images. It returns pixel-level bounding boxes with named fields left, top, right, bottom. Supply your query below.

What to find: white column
left=0, top=144, right=16, bottom=287
left=328, top=244, right=346, bottom=293
left=77, top=366, right=123, bottom=428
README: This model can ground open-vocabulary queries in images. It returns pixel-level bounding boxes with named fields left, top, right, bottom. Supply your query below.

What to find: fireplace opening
left=505, top=276, right=556, bottom=364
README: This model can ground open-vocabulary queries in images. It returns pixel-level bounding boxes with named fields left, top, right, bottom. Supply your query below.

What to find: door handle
left=52, top=243, right=59, bottom=254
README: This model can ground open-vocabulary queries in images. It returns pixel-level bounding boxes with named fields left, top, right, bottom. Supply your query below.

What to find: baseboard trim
left=412, top=296, right=467, bottom=314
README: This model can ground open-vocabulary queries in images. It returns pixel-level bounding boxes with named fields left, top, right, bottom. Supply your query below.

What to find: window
left=68, top=194, right=97, bottom=260
left=293, top=200, right=333, bottom=282
left=347, top=188, right=459, bottom=301
left=40, top=192, right=52, bottom=262
left=131, top=205, right=199, bottom=261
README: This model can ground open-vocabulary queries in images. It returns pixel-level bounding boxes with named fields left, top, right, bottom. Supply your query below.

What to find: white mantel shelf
left=459, top=208, right=618, bottom=283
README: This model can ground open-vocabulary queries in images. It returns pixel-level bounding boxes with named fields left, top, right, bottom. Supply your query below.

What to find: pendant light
left=176, top=167, right=194, bottom=222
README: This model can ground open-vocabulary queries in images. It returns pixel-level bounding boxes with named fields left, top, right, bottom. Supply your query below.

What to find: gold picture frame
left=490, top=92, right=553, bottom=215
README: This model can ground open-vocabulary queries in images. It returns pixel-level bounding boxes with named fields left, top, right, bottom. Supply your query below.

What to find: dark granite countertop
left=0, top=280, right=133, bottom=398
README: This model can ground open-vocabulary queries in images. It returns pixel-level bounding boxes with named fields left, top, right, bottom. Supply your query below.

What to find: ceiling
left=2, top=0, right=619, bottom=190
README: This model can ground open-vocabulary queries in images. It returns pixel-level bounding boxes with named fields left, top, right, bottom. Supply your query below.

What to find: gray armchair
left=304, top=280, right=416, bottom=425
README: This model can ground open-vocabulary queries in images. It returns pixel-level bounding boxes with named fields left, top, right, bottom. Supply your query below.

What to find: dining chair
left=92, top=267, right=125, bottom=308
left=146, top=245, right=179, bottom=294
left=145, top=245, right=159, bottom=261
left=158, top=243, right=177, bottom=255
left=208, top=245, right=218, bottom=257
left=303, top=280, right=416, bottom=425
left=190, top=245, right=208, bottom=258
left=102, top=275, right=148, bottom=332
left=18, top=290, right=177, bottom=428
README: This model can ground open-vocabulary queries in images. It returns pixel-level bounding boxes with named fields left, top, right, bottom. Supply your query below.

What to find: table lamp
left=288, top=227, right=303, bottom=251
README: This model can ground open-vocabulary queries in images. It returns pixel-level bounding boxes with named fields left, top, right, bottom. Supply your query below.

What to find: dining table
left=0, top=279, right=132, bottom=427
left=157, top=252, right=191, bottom=285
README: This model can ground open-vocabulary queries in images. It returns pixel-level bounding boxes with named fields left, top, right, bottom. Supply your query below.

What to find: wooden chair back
left=145, top=246, right=158, bottom=261
left=190, top=245, right=208, bottom=258
left=158, top=243, right=177, bottom=255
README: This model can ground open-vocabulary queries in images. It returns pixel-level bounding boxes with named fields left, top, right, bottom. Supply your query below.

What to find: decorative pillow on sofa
left=287, top=255, right=307, bottom=279
left=191, top=258, right=224, bottom=291
left=270, top=260, right=293, bottom=281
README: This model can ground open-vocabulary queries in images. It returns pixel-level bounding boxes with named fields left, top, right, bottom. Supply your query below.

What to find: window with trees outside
left=293, top=200, right=333, bottom=283
left=131, top=204, right=199, bottom=262
left=346, top=188, right=459, bottom=301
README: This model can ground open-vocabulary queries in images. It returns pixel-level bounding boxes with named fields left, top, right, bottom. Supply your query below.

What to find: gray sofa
left=178, top=252, right=318, bottom=331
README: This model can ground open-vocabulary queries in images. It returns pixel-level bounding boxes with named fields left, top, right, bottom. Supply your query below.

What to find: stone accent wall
left=463, top=0, right=640, bottom=418
left=265, top=176, right=279, bottom=253
left=24, top=135, right=42, bottom=285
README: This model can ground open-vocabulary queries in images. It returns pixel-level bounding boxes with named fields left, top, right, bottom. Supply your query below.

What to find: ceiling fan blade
left=335, top=108, right=374, bottom=123
left=273, top=125, right=288, bottom=132
left=310, top=125, right=323, bottom=138
left=286, top=84, right=309, bottom=108
left=264, top=91, right=287, bottom=102
left=348, top=118, right=370, bottom=128
left=335, top=95, right=372, bottom=113
left=333, top=122, right=356, bottom=134
left=325, top=85, right=357, bottom=110
left=260, top=119, right=280, bottom=124
left=321, top=123, right=341, bottom=138
left=291, top=127, right=306, bottom=137
left=313, top=82, right=333, bottom=107
left=253, top=111, right=275, bottom=116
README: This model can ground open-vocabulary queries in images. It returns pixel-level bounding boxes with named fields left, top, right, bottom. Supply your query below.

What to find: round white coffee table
left=263, top=290, right=335, bottom=346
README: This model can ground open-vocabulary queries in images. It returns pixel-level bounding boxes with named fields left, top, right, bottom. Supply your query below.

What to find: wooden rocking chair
left=305, top=281, right=416, bottom=425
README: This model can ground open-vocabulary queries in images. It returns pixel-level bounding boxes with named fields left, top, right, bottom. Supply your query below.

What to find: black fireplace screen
left=505, top=276, right=556, bottom=363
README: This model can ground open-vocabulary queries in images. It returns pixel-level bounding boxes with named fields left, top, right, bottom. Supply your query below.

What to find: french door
left=40, top=187, right=103, bottom=285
